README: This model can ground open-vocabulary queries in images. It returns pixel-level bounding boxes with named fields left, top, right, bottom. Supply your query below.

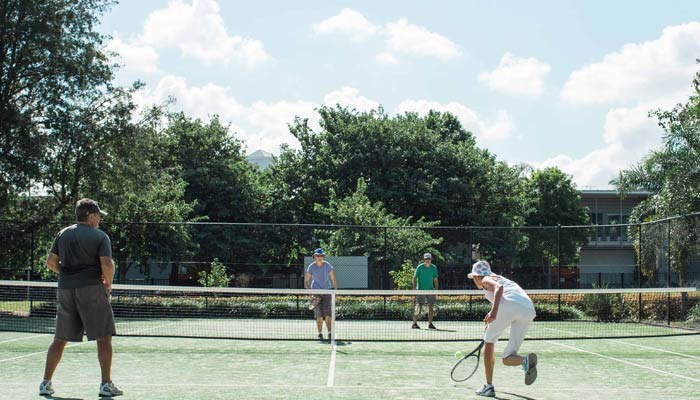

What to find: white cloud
left=140, top=0, right=272, bottom=66
left=546, top=23, right=700, bottom=187
left=107, top=37, right=159, bottom=74
left=478, top=53, right=551, bottom=97
left=398, top=100, right=514, bottom=142
left=133, top=75, right=322, bottom=153
left=313, top=10, right=460, bottom=62
left=535, top=96, right=684, bottom=188
left=385, top=19, right=461, bottom=61
left=375, top=52, right=399, bottom=65
left=561, top=22, right=700, bottom=104
left=312, top=8, right=378, bottom=39
left=323, top=87, right=380, bottom=112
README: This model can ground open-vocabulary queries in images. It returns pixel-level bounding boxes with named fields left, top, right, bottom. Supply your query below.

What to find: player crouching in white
left=468, top=260, right=538, bottom=397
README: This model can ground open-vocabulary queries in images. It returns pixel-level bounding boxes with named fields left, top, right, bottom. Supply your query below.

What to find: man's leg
left=316, top=317, right=324, bottom=334
left=324, top=316, right=332, bottom=335
left=428, top=304, right=434, bottom=324
left=43, top=339, right=68, bottom=381
left=502, top=354, right=525, bottom=366
left=97, top=336, right=113, bottom=384
left=483, top=342, right=496, bottom=385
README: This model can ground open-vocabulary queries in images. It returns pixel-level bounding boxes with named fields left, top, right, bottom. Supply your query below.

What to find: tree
left=264, top=106, right=529, bottom=272
left=0, top=0, right=116, bottom=211
left=616, top=64, right=700, bottom=287
left=520, top=167, right=590, bottom=287
left=315, top=178, right=442, bottom=287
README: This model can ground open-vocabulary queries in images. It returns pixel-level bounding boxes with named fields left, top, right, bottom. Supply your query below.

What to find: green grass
left=1, top=331, right=700, bottom=399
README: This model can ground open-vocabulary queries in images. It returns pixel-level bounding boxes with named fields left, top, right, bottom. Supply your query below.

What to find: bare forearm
left=491, top=286, right=503, bottom=314
left=46, top=262, right=60, bottom=274
left=100, top=259, right=115, bottom=284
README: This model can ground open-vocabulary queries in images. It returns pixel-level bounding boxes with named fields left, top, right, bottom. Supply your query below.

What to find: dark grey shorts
left=55, top=283, right=116, bottom=342
left=313, top=294, right=333, bottom=318
left=416, top=295, right=437, bottom=305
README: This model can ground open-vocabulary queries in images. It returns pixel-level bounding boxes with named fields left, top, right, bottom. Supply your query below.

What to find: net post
left=331, top=291, right=336, bottom=346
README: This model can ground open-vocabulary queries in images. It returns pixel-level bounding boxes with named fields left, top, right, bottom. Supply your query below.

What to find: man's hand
left=483, top=310, right=497, bottom=324
left=102, top=278, right=112, bottom=294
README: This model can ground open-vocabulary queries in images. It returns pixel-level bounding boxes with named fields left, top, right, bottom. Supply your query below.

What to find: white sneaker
left=475, top=384, right=495, bottom=397
left=39, top=380, right=55, bottom=395
left=99, top=381, right=123, bottom=397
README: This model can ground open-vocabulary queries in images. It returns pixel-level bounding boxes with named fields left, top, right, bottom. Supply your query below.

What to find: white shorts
left=483, top=305, right=536, bottom=358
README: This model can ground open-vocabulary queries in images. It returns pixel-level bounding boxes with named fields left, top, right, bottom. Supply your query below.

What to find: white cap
left=468, top=260, right=492, bottom=278
left=423, top=252, right=432, bottom=260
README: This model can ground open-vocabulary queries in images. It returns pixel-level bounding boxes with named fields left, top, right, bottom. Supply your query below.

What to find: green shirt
left=414, top=263, right=438, bottom=290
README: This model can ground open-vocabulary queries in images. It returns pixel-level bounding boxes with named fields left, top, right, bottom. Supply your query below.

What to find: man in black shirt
left=39, top=198, right=123, bottom=397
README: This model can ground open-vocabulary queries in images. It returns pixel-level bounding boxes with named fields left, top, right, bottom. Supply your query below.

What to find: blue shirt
left=307, top=261, right=334, bottom=289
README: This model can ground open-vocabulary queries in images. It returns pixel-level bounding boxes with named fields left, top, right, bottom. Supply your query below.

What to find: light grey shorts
left=55, top=284, right=116, bottom=342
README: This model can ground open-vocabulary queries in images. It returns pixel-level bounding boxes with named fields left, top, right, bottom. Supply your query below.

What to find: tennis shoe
left=317, top=333, right=324, bottom=341
left=411, top=322, right=419, bottom=329
left=475, top=384, right=495, bottom=397
left=39, top=380, right=55, bottom=396
left=99, top=381, right=123, bottom=397
left=524, top=353, right=538, bottom=385
left=428, top=323, right=436, bottom=330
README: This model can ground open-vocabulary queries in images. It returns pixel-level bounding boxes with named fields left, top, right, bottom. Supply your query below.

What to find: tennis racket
left=450, top=340, right=484, bottom=382
left=308, top=295, right=321, bottom=310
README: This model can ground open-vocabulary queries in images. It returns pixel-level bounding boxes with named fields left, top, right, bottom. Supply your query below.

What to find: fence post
left=557, top=225, right=561, bottom=290
left=383, top=227, right=388, bottom=289
left=667, top=219, right=672, bottom=288
left=637, top=223, right=642, bottom=288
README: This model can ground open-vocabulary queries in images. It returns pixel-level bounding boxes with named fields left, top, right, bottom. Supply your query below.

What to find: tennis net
left=1, top=280, right=698, bottom=341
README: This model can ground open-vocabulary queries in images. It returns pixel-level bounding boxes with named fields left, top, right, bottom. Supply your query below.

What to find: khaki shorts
left=55, top=283, right=116, bottom=342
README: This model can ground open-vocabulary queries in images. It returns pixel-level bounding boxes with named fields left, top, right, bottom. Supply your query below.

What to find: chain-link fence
left=1, top=213, right=699, bottom=289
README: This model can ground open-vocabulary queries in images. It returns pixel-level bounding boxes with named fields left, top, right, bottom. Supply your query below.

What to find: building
left=577, top=190, right=648, bottom=288
left=246, top=150, right=274, bottom=170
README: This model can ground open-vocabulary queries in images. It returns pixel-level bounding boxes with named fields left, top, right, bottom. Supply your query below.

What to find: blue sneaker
left=524, top=353, right=538, bottom=385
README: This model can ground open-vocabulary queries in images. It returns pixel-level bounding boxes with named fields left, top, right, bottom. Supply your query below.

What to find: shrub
left=388, top=260, right=415, bottom=290
left=582, top=285, right=628, bottom=321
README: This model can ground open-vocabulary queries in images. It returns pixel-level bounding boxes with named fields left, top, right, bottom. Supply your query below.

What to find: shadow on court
left=40, top=396, right=84, bottom=400
left=498, top=391, right=538, bottom=400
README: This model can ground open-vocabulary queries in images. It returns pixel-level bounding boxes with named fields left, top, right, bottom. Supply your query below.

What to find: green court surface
left=1, top=331, right=699, bottom=400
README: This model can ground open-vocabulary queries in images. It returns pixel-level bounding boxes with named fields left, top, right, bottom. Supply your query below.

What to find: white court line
left=326, top=344, right=337, bottom=387
left=542, top=326, right=700, bottom=360
left=0, top=322, right=177, bottom=363
left=0, top=334, right=49, bottom=344
left=546, top=340, right=700, bottom=383
left=0, top=382, right=698, bottom=392
left=0, top=339, right=91, bottom=363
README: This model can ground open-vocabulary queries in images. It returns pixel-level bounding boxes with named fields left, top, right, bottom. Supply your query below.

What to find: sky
left=100, top=0, right=700, bottom=189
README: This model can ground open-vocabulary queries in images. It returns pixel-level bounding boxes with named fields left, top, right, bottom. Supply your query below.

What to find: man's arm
left=329, top=270, right=338, bottom=289
left=46, top=253, right=60, bottom=274
left=100, top=256, right=115, bottom=293
left=481, top=277, right=503, bottom=323
left=433, top=276, right=438, bottom=290
left=304, top=272, right=311, bottom=289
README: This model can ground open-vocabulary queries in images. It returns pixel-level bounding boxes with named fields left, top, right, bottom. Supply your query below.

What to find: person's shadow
left=40, top=396, right=84, bottom=400
left=496, top=391, right=538, bottom=400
